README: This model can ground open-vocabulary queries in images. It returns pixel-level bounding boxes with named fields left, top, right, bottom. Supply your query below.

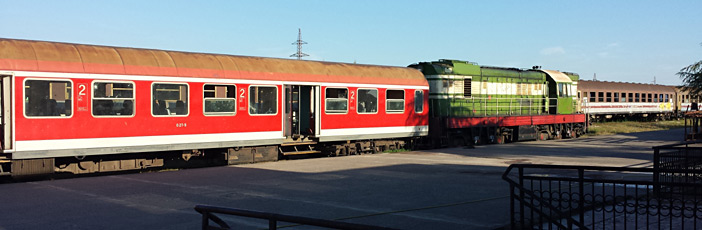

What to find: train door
left=0, top=75, right=11, bottom=150
left=284, top=85, right=318, bottom=142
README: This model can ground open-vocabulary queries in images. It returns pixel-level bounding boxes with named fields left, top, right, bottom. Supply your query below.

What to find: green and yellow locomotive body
left=410, top=59, right=585, bottom=145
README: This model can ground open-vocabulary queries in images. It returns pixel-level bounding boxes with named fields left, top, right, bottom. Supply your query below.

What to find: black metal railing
left=654, top=142, right=702, bottom=191
left=194, top=205, right=397, bottom=230
left=503, top=164, right=702, bottom=230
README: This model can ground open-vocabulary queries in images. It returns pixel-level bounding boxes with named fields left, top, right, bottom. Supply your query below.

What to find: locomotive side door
left=1, top=75, right=12, bottom=150
left=284, top=85, right=317, bottom=142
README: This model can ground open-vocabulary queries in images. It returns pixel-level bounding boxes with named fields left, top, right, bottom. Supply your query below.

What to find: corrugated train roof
left=0, top=38, right=427, bottom=86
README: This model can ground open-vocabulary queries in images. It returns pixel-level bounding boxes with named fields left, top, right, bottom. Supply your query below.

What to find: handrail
left=503, top=163, right=702, bottom=177
left=434, top=97, right=575, bottom=118
left=503, top=163, right=702, bottom=229
left=194, top=205, right=398, bottom=230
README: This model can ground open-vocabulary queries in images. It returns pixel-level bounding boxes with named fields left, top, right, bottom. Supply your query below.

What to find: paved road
left=0, top=129, right=684, bottom=229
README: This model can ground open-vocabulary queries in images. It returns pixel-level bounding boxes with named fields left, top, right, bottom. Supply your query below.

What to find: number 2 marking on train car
left=78, top=85, right=87, bottom=96
left=350, top=91, right=355, bottom=100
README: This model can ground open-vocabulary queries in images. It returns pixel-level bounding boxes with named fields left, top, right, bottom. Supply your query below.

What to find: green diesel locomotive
left=410, top=59, right=586, bottom=145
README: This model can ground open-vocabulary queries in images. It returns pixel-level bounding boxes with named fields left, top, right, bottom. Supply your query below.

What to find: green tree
left=678, top=44, right=702, bottom=95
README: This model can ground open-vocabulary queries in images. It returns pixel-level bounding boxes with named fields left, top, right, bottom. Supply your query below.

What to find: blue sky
left=1, top=0, right=700, bottom=85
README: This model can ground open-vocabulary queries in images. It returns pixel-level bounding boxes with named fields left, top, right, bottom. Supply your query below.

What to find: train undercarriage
left=1, top=137, right=417, bottom=178
left=587, top=112, right=677, bottom=122
left=431, top=118, right=586, bottom=147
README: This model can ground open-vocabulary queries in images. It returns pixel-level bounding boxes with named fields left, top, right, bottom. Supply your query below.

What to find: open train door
left=283, top=85, right=319, bottom=143
left=0, top=75, right=12, bottom=175
left=0, top=74, right=11, bottom=151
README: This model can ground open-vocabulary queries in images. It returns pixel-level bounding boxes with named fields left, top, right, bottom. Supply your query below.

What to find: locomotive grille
left=463, top=78, right=472, bottom=98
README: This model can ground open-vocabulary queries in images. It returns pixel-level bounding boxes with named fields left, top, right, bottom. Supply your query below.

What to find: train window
left=414, top=90, right=424, bottom=113
left=325, top=88, right=348, bottom=114
left=621, top=92, right=626, bottom=102
left=204, top=84, right=236, bottom=116
left=558, top=83, right=565, bottom=97
left=647, top=93, right=652, bottom=102
left=24, top=79, right=73, bottom=117
left=249, top=86, right=277, bottom=115
left=152, top=83, right=188, bottom=116
left=635, top=93, right=640, bottom=102
left=589, top=92, right=596, bottom=102
left=628, top=93, right=634, bottom=102
left=463, top=78, right=472, bottom=98
left=665, top=94, right=670, bottom=102
left=357, top=89, right=378, bottom=114
left=653, top=94, right=658, bottom=103
left=386, top=89, right=405, bottom=113
left=613, top=93, right=619, bottom=102
left=92, top=81, right=134, bottom=117
left=606, top=92, right=612, bottom=102
left=597, top=92, right=604, bottom=102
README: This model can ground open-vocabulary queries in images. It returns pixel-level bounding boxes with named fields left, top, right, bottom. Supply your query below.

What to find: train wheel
left=451, top=136, right=464, bottom=147
left=538, top=132, right=548, bottom=141
left=496, top=135, right=505, bottom=144
left=340, top=146, right=348, bottom=156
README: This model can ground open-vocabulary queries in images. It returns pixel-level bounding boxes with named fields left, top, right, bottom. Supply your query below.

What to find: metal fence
left=503, top=164, right=702, bottom=230
left=654, top=142, right=702, bottom=196
left=194, top=205, right=397, bottom=230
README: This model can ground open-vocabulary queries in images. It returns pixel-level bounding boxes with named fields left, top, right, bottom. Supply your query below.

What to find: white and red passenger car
left=577, top=80, right=676, bottom=120
left=0, top=38, right=428, bottom=176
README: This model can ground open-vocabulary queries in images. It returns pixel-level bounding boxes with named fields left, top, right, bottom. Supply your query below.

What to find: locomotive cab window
left=414, top=90, right=424, bottom=113
left=204, top=84, right=236, bottom=116
left=249, top=86, right=277, bottom=115
left=386, top=89, right=405, bottom=113
left=357, top=89, right=378, bottom=114
left=24, top=79, right=73, bottom=117
left=152, top=83, right=188, bottom=116
left=92, top=81, right=134, bottom=117
left=325, top=88, right=348, bottom=114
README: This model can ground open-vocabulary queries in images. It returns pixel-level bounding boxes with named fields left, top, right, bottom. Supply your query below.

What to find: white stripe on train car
left=319, top=126, right=428, bottom=142
left=582, top=102, right=673, bottom=114
left=14, top=131, right=283, bottom=152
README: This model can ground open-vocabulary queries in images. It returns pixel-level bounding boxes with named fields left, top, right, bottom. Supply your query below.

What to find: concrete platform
left=0, top=129, right=683, bottom=229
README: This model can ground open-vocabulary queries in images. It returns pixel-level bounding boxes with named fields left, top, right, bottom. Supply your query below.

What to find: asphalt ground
left=0, top=128, right=683, bottom=230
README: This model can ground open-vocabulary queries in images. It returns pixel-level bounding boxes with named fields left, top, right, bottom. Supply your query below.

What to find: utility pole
left=290, top=28, right=309, bottom=60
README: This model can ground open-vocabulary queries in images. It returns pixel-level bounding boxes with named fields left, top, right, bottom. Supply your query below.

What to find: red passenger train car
left=0, top=38, right=429, bottom=176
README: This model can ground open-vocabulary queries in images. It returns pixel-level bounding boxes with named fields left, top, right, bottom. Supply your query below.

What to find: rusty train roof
left=0, top=38, right=427, bottom=86
left=578, top=80, right=676, bottom=93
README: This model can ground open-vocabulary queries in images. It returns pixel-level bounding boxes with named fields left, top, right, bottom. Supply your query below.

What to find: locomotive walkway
left=0, top=129, right=683, bottom=229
